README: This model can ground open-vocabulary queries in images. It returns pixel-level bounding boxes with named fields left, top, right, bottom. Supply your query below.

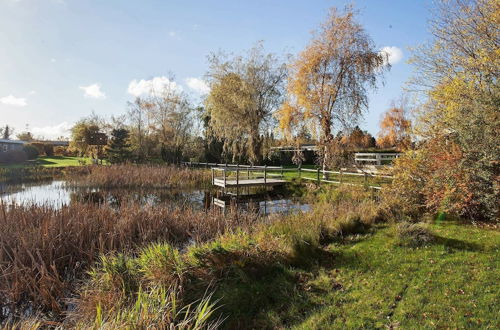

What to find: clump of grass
left=73, top=283, right=221, bottom=329
left=395, top=222, right=435, bottom=247
left=66, top=164, right=210, bottom=188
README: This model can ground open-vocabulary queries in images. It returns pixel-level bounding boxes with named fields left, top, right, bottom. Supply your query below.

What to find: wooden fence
left=183, top=162, right=392, bottom=190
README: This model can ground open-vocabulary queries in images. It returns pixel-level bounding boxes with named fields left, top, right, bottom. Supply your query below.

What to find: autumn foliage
left=376, top=103, right=411, bottom=151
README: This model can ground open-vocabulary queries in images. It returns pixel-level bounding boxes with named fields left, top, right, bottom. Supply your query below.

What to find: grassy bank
left=52, top=215, right=499, bottom=328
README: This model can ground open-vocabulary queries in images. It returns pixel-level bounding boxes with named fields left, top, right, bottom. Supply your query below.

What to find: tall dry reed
left=66, top=164, right=210, bottom=188
left=0, top=201, right=259, bottom=315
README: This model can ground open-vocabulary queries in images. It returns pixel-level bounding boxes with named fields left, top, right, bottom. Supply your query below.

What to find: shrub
left=54, top=146, right=68, bottom=156
left=395, top=222, right=435, bottom=247
left=43, top=143, right=54, bottom=156
left=23, top=144, right=39, bottom=160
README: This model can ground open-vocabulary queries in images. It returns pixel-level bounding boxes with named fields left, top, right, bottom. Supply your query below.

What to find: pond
left=0, top=179, right=310, bottom=215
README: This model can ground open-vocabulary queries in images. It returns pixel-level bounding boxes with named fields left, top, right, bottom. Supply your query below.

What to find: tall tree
left=278, top=6, right=387, bottom=170
left=377, top=98, right=412, bottom=150
left=134, top=78, right=194, bottom=163
left=1, top=125, right=13, bottom=140
left=106, top=128, right=131, bottom=164
left=70, top=118, right=103, bottom=157
left=205, top=43, right=287, bottom=164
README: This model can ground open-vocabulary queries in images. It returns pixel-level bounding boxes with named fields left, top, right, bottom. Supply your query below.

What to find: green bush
left=23, top=144, right=39, bottom=160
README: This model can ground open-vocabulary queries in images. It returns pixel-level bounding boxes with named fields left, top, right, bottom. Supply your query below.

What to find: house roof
left=0, top=139, right=26, bottom=144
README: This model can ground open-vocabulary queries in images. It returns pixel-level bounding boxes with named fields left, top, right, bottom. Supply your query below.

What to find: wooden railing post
left=317, top=168, right=320, bottom=185
left=280, top=166, right=283, bottom=179
left=364, top=173, right=367, bottom=186
left=298, top=165, right=302, bottom=178
left=340, top=170, right=343, bottom=185
left=236, top=164, right=240, bottom=197
left=223, top=168, right=227, bottom=187
left=211, top=168, right=214, bottom=185
left=264, top=165, right=267, bottom=184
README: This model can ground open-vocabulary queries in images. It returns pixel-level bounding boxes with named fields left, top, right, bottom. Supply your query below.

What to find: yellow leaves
left=377, top=104, right=412, bottom=150
left=280, top=6, right=385, bottom=142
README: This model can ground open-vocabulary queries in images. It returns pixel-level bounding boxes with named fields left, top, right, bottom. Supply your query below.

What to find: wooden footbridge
left=183, top=162, right=393, bottom=211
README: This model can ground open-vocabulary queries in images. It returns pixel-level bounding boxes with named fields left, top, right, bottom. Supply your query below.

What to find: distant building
left=0, top=139, right=26, bottom=153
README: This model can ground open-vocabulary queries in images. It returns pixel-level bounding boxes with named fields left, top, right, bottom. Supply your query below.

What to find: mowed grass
left=289, top=222, right=500, bottom=329
left=0, top=156, right=92, bottom=168
left=36, top=156, right=93, bottom=167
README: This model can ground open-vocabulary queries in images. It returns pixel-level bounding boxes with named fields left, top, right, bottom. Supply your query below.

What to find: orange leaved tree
left=278, top=6, right=387, bottom=170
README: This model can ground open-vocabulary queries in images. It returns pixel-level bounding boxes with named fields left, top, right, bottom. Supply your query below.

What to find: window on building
left=2, top=145, right=7, bottom=152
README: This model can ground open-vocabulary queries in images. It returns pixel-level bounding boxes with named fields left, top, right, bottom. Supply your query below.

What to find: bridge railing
left=184, top=162, right=392, bottom=190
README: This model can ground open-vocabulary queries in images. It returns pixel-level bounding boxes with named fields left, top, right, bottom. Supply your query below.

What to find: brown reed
left=0, top=201, right=259, bottom=315
left=65, top=164, right=211, bottom=188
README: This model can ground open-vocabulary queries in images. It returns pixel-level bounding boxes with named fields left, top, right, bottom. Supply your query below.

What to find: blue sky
left=0, top=0, right=431, bottom=139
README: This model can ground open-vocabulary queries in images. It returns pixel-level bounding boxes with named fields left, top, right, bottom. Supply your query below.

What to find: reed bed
left=0, top=201, right=260, bottom=317
left=66, top=164, right=211, bottom=189
left=0, top=167, right=64, bottom=184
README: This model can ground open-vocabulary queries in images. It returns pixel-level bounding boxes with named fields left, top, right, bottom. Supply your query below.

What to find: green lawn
left=35, top=156, right=92, bottom=167
left=214, top=222, right=499, bottom=328
left=289, top=223, right=499, bottom=329
left=0, top=156, right=92, bottom=168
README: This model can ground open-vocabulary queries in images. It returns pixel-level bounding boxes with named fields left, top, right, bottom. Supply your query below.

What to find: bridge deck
left=213, top=178, right=286, bottom=188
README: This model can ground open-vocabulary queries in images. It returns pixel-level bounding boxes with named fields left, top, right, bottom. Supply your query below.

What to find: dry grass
left=66, top=164, right=211, bottom=188
left=0, top=201, right=260, bottom=316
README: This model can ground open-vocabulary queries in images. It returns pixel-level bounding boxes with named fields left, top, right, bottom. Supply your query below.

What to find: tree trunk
left=321, top=114, right=334, bottom=177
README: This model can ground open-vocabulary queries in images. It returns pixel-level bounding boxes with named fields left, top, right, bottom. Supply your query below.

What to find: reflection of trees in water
left=68, top=188, right=215, bottom=210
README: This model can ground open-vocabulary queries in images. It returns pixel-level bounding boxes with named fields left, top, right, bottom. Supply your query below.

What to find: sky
left=0, top=0, right=432, bottom=140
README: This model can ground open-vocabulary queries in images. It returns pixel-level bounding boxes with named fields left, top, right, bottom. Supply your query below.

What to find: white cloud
left=127, top=76, right=183, bottom=97
left=0, top=95, right=27, bottom=107
left=32, top=122, right=72, bottom=140
left=185, top=77, right=210, bottom=95
left=380, top=46, right=403, bottom=66
left=79, top=83, right=106, bottom=99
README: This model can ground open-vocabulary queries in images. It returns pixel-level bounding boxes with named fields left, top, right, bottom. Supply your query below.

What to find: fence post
left=317, top=168, right=320, bottom=185
left=223, top=168, right=227, bottom=188
left=280, top=166, right=283, bottom=178
left=298, top=165, right=302, bottom=178
left=364, top=173, right=367, bottom=186
left=236, top=164, right=240, bottom=197
left=264, top=165, right=267, bottom=184
left=340, top=170, right=343, bottom=185
left=211, top=168, right=214, bottom=185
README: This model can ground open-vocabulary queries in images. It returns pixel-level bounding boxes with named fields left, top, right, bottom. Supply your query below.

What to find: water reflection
left=0, top=180, right=310, bottom=215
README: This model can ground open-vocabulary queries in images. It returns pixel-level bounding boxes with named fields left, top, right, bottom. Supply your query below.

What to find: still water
left=0, top=180, right=310, bottom=215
